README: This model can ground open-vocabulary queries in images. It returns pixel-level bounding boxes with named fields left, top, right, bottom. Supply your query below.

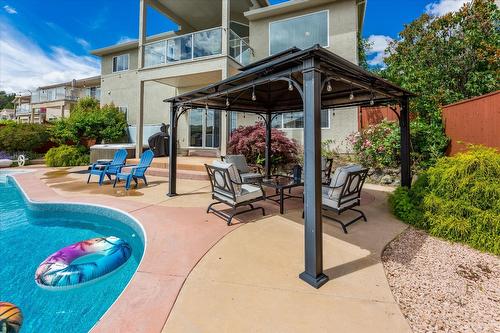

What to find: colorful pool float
left=35, top=236, right=132, bottom=289
left=0, top=302, right=22, bottom=333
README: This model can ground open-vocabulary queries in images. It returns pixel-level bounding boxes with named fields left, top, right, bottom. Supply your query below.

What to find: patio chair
left=221, top=154, right=264, bottom=183
left=113, top=150, right=154, bottom=190
left=87, top=149, right=127, bottom=185
left=205, top=160, right=266, bottom=225
left=321, top=164, right=369, bottom=233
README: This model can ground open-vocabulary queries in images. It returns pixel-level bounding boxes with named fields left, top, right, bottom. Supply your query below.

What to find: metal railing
left=31, top=87, right=101, bottom=104
left=143, top=27, right=253, bottom=68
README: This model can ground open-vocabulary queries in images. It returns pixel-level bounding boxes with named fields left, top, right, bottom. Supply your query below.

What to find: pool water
left=0, top=175, right=144, bottom=332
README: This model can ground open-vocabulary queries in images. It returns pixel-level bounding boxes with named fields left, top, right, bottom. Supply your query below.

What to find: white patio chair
left=205, top=160, right=266, bottom=225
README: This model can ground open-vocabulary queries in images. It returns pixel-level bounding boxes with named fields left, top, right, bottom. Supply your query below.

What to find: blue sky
left=0, top=0, right=471, bottom=93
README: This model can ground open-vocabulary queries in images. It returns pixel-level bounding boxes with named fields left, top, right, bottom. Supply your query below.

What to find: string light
left=326, top=80, right=332, bottom=92
left=370, top=91, right=375, bottom=106
left=349, top=82, right=354, bottom=100
left=252, top=85, right=256, bottom=101
left=226, top=95, right=230, bottom=107
left=288, top=81, right=293, bottom=91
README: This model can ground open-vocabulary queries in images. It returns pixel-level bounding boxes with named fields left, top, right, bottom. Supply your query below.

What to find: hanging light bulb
left=349, top=91, right=354, bottom=100
left=226, top=95, right=230, bottom=107
left=252, top=86, right=256, bottom=101
left=288, top=81, right=293, bottom=91
left=370, top=91, right=375, bottom=106
left=326, top=80, right=332, bottom=92
left=205, top=102, right=208, bottom=116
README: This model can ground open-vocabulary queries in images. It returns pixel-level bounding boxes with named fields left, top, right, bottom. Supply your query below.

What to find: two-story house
left=90, top=0, right=366, bottom=157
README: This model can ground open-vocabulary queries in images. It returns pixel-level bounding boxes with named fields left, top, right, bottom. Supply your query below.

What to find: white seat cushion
left=328, top=164, right=363, bottom=199
left=212, top=159, right=242, bottom=193
left=322, top=186, right=359, bottom=210
left=214, top=184, right=263, bottom=205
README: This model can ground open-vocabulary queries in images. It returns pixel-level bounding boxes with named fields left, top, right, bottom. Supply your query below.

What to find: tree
left=0, top=91, right=15, bottom=109
left=383, top=0, right=499, bottom=123
left=357, top=33, right=371, bottom=70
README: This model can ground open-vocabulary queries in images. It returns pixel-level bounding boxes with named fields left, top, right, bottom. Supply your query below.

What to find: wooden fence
left=442, top=91, right=499, bottom=155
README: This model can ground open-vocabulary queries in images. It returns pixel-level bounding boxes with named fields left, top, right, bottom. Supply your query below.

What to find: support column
left=60, top=105, right=65, bottom=118
left=220, top=0, right=230, bottom=156
left=265, top=113, right=272, bottom=178
left=221, top=0, right=230, bottom=57
left=138, top=0, right=147, bottom=69
left=299, top=58, right=329, bottom=289
left=168, top=104, right=178, bottom=197
left=400, top=96, right=411, bottom=188
left=136, top=81, right=145, bottom=158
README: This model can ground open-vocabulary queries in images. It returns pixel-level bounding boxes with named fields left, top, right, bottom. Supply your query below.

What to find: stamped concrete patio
left=13, top=166, right=411, bottom=332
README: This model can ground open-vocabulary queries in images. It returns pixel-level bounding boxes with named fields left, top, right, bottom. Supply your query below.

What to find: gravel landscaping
left=382, top=227, right=500, bottom=333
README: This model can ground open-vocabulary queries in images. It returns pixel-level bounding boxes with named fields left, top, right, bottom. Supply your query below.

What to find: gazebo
left=165, top=45, right=414, bottom=288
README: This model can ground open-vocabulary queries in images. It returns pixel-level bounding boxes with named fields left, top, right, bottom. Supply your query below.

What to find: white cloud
left=76, top=38, right=91, bottom=50
left=366, top=35, right=394, bottom=67
left=425, top=0, right=471, bottom=16
left=3, top=5, right=17, bottom=14
left=0, top=21, right=100, bottom=94
left=117, top=36, right=135, bottom=44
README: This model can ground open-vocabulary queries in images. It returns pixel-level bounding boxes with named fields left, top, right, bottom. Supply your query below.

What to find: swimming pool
left=0, top=173, right=145, bottom=332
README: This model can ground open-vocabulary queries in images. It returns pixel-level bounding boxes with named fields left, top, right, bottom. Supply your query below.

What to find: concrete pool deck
left=10, top=166, right=411, bottom=332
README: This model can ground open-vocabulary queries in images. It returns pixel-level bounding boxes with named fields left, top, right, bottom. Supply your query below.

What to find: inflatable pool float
left=35, top=236, right=132, bottom=289
left=0, top=302, right=22, bottom=333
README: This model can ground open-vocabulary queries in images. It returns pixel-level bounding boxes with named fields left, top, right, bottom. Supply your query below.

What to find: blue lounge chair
left=113, top=150, right=154, bottom=190
left=87, top=149, right=128, bottom=185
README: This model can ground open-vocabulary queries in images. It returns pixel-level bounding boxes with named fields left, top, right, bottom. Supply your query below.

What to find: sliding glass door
left=189, top=109, right=220, bottom=148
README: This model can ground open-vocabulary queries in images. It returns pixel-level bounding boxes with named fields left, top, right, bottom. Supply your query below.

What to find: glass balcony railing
left=144, top=27, right=252, bottom=68
left=31, top=87, right=100, bottom=103
left=229, top=30, right=251, bottom=66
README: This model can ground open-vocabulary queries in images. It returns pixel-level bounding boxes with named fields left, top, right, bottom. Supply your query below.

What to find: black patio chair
left=205, top=162, right=266, bottom=225
left=321, top=165, right=369, bottom=233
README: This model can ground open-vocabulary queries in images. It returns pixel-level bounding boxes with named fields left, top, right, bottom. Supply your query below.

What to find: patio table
left=262, top=175, right=303, bottom=214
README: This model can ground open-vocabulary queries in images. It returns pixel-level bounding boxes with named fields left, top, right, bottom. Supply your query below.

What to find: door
left=189, top=108, right=220, bottom=148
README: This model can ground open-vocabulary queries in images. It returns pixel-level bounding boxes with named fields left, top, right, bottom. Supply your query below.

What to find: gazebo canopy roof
left=165, top=44, right=415, bottom=114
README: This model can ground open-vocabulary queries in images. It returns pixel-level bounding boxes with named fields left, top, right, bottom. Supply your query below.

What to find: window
left=269, top=11, right=328, bottom=55
left=272, top=109, right=330, bottom=129
left=112, top=54, right=129, bottom=72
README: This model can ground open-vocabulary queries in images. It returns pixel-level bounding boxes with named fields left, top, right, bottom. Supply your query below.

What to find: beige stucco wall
left=102, top=48, right=139, bottom=76
left=248, top=0, right=359, bottom=63
left=233, top=107, right=357, bottom=153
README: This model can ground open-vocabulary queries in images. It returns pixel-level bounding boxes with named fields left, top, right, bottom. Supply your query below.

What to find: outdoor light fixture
left=349, top=82, right=354, bottom=100
left=252, top=86, right=256, bottom=101
left=288, top=81, right=293, bottom=91
left=226, top=95, right=230, bottom=107
left=370, top=91, right=375, bottom=105
left=326, top=80, right=332, bottom=92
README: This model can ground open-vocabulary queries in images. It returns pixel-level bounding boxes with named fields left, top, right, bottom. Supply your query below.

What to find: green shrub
left=45, top=145, right=89, bottom=167
left=0, top=123, right=51, bottom=153
left=389, top=146, right=500, bottom=255
left=52, top=97, right=127, bottom=145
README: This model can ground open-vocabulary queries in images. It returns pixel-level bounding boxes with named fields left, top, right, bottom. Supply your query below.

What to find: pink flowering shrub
left=228, top=122, right=299, bottom=171
left=348, top=120, right=400, bottom=168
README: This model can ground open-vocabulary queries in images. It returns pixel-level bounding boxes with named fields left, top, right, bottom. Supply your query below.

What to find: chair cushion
left=224, top=155, right=250, bottom=173
left=241, top=172, right=263, bottom=183
left=328, top=164, right=363, bottom=199
left=212, top=160, right=242, bottom=193
left=322, top=186, right=359, bottom=210
left=214, top=184, right=263, bottom=205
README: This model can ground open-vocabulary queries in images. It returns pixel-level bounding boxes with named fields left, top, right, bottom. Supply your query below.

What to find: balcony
left=31, top=87, right=101, bottom=104
left=144, top=27, right=252, bottom=68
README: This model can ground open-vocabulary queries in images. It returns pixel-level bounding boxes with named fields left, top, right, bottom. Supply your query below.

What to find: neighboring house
left=14, top=76, right=101, bottom=124
left=90, top=0, right=366, bottom=156
left=0, top=109, right=15, bottom=120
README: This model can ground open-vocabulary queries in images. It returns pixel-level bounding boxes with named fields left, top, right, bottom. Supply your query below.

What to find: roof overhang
left=38, top=75, right=101, bottom=90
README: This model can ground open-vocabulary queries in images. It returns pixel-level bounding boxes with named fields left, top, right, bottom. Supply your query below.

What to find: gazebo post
left=167, top=103, right=178, bottom=197
left=299, top=58, right=329, bottom=289
left=400, top=96, right=411, bottom=188
left=265, top=113, right=272, bottom=178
